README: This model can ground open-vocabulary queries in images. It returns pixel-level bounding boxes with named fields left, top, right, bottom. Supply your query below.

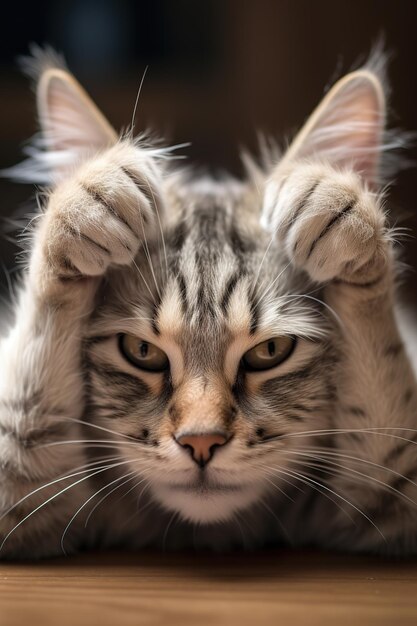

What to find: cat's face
left=84, top=178, right=335, bottom=524
left=21, top=50, right=381, bottom=528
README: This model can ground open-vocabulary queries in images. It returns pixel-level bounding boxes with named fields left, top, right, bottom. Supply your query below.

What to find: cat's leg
left=266, top=161, right=417, bottom=554
left=0, top=143, right=162, bottom=558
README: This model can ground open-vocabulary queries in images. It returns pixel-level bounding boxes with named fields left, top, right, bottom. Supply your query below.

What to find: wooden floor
left=1, top=550, right=417, bottom=626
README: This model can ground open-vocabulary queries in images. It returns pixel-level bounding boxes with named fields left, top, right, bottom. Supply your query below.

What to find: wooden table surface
left=0, top=550, right=416, bottom=626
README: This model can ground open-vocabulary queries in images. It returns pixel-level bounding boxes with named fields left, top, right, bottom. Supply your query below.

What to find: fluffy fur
left=0, top=47, right=416, bottom=559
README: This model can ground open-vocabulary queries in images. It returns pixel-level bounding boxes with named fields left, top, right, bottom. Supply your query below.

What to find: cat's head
left=18, top=47, right=392, bottom=525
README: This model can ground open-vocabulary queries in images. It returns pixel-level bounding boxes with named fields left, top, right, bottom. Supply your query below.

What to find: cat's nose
left=176, top=432, right=229, bottom=467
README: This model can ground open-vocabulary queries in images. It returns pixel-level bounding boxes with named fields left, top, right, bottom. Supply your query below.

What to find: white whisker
left=61, top=469, right=138, bottom=554
left=61, top=416, right=143, bottom=442
left=84, top=470, right=151, bottom=528
left=268, top=465, right=386, bottom=542
left=129, top=66, right=148, bottom=137
left=0, top=461, right=131, bottom=553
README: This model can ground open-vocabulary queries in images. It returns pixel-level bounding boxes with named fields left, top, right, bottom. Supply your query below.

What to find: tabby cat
left=1, top=48, right=417, bottom=559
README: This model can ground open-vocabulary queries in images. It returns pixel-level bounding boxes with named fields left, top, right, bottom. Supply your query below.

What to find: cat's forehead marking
left=154, top=187, right=280, bottom=354
left=156, top=277, right=185, bottom=337
left=165, top=191, right=258, bottom=306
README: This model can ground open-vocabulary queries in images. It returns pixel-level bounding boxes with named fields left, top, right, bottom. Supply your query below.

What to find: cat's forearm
left=0, top=275, right=91, bottom=558
left=328, top=275, right=417, bottom=436
left=265, top=159, right=417, bottom=553
left=322, top=273, right=417, bottom=553
left=0, top=140, right=161, bottom=557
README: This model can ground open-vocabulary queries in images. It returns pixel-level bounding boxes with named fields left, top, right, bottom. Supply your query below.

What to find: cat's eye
left=242, top=336, right=296, bottom=371
left=119, top=335, right=169, bottom=372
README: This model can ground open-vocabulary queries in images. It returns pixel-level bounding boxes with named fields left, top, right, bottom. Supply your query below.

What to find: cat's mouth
left=152, top=472, right=262, bottom=523
left=168, top=478, right=244, bottom=494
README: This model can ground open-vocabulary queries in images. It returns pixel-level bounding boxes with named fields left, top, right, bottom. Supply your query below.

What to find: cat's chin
left=152, top=480, right=261, bottom=524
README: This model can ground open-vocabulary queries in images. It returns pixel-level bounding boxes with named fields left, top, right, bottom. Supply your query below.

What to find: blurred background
left=1, top=0, right=416, bottom=302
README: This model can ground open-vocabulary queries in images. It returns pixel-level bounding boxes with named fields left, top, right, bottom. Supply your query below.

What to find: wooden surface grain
left=0, top=550, right=416, bottom=626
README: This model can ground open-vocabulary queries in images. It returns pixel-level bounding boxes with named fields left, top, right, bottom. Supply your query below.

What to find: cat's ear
left=278, top=68, right=386, bottom=187
left=34, top=66, right=118, bottom=183
left=37, top=67, right=118, bottom=159
left=5, top=49, right=118, bottom=185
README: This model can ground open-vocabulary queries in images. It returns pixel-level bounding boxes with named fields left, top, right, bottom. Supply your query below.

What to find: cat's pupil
left=268, top=341, right=275, bottom=357
left=140, top=342, right=149, bottom=358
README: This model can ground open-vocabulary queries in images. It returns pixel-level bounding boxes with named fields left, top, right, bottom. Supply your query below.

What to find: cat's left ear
left=273, top=68, right=386, bottom=187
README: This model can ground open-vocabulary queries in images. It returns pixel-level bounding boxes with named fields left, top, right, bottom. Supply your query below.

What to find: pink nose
left=176, top=433, right=228, bottom=467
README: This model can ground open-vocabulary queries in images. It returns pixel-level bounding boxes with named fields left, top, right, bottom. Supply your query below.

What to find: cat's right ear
left=5, top=49, right=118, bottom=185
left=35, top=65, right=119, bottom=184
left=37, top=67, right=117, bottom=163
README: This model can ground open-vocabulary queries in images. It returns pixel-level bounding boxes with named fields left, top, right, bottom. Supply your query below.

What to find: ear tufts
left=18, top=43, right=68, bottom=83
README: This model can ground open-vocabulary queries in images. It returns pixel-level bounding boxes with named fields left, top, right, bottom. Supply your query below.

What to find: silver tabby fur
left=0, top=47, right=417, bottom=559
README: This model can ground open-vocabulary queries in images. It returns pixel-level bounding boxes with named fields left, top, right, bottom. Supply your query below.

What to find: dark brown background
left=1, top=0, right=416, bottom=303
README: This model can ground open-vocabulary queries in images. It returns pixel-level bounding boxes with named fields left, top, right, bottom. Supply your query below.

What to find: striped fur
left=0, top=48, right=417, bottom=558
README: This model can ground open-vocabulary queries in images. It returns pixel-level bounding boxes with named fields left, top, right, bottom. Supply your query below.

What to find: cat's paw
left=36, top=143, right=163, bottom=281
left=263, top=162, right=389, bottom=284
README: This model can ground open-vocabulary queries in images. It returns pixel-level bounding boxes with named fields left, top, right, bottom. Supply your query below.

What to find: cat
left=0, top=46, right=416, bottom=559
